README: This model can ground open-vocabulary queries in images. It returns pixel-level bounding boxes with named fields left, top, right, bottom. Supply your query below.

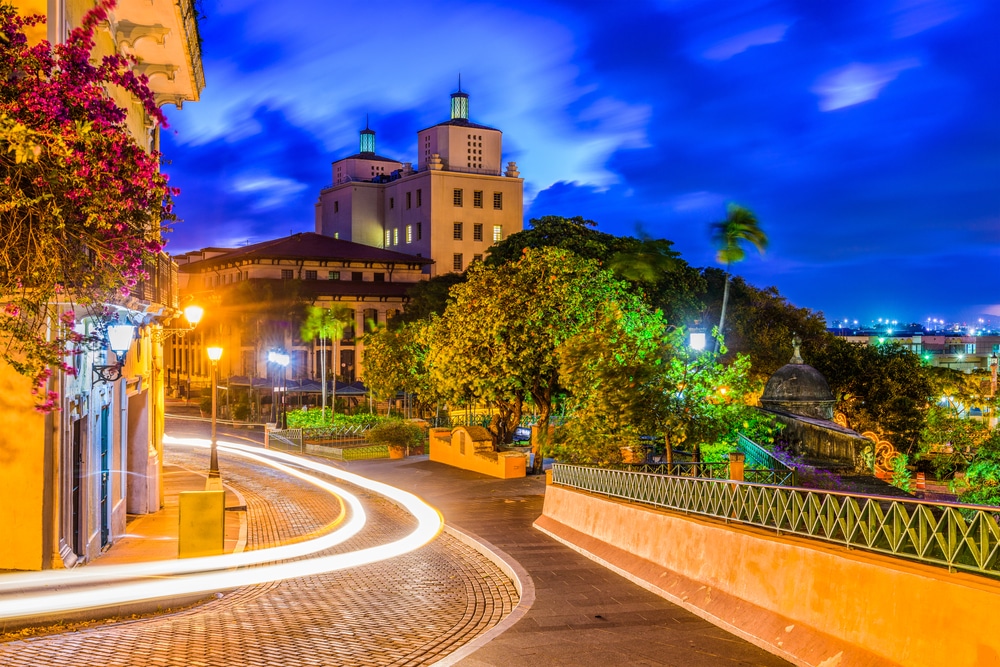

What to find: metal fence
left=551, top=463, right=1000, bottom=578
left=301, top=425, right=370, bottom=447
left=737, top=433, right=796, bottom=477
left=267, top=428, right=303, bottom=452
left=619, top=460, right=795, bottom=487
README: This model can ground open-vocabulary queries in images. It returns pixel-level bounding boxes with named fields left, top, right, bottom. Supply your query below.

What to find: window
left=473, top=254, right=483, bottom=263
left=393, top=228, right=399, bottom=245
left=405, top=224, right=413, bottom=243
left=453, top=188, right=463, bottom=206
left=493, top=225, right=503, bottom=242
left=416, top=222, right=422, bottom=240
left=416, top=189, right=422, bottom=207
left=351, top=271, right=363, bottom=282
left=281, top=269, right=294, bottom=280
left=473, top=190, right=483, bottom=208
left=473, top=223, right=483, bottom=242
left=453, top=222, right=463, bottom=240
left=453, top=254, right=463, bottom=272
left=374, top=272, right=385, bottom=282
left=329, top=271, right=340, bottom=280
left=385, top=229, right=391, bottom=247
left=305, top=270, right=317, bottom=280
left=334, top=201, right=339, bottom=213
left=406, top=192, right=412, bottom=209
left=363, top=309, right=379, bottom=334
left=390, top=197, right=394, bottom=209
left=342, top=324, right=355, bottom=345
left=493, top=192, right=502, bottom=210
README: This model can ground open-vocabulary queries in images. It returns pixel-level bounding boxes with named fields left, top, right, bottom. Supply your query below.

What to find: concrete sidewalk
left=95, top=464, right=246, bottom=566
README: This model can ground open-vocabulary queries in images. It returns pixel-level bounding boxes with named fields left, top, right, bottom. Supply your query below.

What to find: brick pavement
left=0, top=426, right=518, bottom=667
left=347, top=458, right=792, bottom=667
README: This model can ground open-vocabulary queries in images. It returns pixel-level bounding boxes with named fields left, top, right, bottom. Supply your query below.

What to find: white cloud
left=703, top=24, right=790, bottom=61
left=892, top=0, right=965, bottom=38
left=232, top=175, right=308, bottom=211
left=811, top=59, right=920, bottom=111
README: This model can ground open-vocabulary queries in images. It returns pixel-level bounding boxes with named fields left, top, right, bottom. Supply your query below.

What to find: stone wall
left=762, top=408, right=870, bottom=471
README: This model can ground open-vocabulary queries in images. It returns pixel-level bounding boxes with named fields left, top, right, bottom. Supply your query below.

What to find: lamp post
left=206, top=346, right=223, bottom=490
left=93, top=322, right=137, bottom=384
left=991, top=352, right=998, bottom=398
left=267, top=349, right=290, bottom=429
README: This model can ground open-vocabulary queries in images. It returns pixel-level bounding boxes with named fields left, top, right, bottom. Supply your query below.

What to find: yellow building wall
left=428, top=428, right=526, bottom=479
left=0, top=363, right=49, bottom=571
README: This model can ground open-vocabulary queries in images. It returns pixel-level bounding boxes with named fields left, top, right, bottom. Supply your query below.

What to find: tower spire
left=450, top=76, right=469, bottom=120
left=360, top=116, right=375, bottom=154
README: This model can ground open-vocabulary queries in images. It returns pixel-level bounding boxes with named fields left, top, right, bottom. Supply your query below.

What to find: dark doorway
left=100, top=405, right=110, bottom=547
left=71, top=419, right=84, bottom=556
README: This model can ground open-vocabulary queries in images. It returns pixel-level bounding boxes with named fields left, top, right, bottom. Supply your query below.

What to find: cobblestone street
left=0, top=437, right=518, bottom=667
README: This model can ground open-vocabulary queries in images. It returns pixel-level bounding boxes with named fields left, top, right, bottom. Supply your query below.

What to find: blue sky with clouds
left=161, top=0, right=999, bottom=324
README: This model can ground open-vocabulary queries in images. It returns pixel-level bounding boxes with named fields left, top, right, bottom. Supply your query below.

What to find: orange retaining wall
left=428, top=428, right=527, bottom=479
left=537, top=484, right=1000, bottom=667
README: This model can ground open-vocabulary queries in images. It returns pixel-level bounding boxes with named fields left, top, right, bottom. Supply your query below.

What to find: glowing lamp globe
left=107, top=323, right=136, bottom=357
left=207, top=346, right=223, bottom=362
left=183, top=304, right=204, bottom=326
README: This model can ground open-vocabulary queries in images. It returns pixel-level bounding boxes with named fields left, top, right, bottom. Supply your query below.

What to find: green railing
left=620, top=461, right=795, bottom=487
left=738, top=434, right=795, bottom=472
left=551, top=464, right=1000, bottom=578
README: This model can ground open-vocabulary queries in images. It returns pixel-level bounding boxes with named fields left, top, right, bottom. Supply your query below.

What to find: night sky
left=160, top=0, right=999, bottom=325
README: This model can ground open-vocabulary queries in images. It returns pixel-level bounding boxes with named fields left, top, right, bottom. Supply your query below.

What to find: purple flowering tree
left=0, top=1, right=175, bottom=411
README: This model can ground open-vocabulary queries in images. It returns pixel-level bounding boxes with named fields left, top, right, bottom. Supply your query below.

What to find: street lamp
left=991, top=352, right=998, bottom=398
left=93, top=322, right=137, bottom=384
left=268, top=349, right=290, bottom=429
left=206, top=346, right=223, bottom=490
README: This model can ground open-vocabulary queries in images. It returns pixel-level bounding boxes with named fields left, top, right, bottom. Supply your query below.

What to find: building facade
left=315, top=88, right=523, bottom=275
left=171, top=233, right=431, bottom=393
left=0, top=0, right=203, bottom=570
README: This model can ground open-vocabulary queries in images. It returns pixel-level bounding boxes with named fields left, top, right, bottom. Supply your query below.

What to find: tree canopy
left=427, top=247, right=643, bottom=470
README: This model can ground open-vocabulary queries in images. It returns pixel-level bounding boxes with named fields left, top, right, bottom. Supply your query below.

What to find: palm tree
left=710, top=204, right=767, bottom=350
left=301, top=304, right=355, bottom=419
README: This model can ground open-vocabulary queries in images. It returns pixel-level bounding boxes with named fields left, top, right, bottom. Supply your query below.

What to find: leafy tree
left=1, top=2, right=172, bottom=410
left=487, top=215, right=705, bottom=324
left=362, top=321, right=435, bottom=414
left=710, top=204, right=767, bottom=349
left=700, top=269, right=829, bottom=382
left=810, top=338, right=933, bottom=452
left=393, top=273, right=466, bottom=329
left=557, top=306, right=762, bottom=465
left=428, top=247, right=642, bottom=472
left=957, top=429, right=1000, bottom=507
left=300, top=304, right=354, bottom=418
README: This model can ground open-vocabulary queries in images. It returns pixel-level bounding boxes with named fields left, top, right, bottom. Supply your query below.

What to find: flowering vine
left=0, top=1, right=176, bottom=411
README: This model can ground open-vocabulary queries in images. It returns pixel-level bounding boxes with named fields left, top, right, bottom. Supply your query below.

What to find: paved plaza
left=0, top=419, right=789, bottom=666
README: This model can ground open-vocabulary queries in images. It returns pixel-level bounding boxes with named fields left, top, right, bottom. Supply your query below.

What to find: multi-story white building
left=315, top=87, right=523, bottom=275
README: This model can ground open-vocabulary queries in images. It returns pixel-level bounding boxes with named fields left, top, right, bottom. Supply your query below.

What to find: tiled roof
left=336, top=153, right=402, bottom=164
left=418, top=118, right=500, bottom=133
left=177, top=233, right=432, bottom=272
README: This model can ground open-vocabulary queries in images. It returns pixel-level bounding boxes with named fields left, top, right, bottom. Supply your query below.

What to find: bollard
left=729, top=452, right=745, bottom=482
left=178, top=490, right=225, bottom=558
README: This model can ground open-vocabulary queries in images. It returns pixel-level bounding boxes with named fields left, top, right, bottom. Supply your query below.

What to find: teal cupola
left=360, top=115, right=375, bottom=154
left=450, top=76, right=469, bottom=120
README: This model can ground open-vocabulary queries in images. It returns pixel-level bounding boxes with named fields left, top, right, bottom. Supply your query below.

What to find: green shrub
left=366, top=420, right=425, bottom=448
left=232, top=401, right=251, bottom=421
left=199, top=394, right=213, bottom=414
left=286, top=410, right=386, bottom=429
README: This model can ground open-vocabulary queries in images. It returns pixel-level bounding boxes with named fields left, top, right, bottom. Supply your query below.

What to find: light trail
left=0, top=436, right=443, bottom=622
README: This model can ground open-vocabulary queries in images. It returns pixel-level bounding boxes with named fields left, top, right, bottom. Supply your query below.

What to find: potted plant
left=366, top=420, right=425, bottom=459
left=199, top=394, right=213, bottom=418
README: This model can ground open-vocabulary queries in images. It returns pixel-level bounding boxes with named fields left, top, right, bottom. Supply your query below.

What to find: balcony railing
left=551, top=463, right=1000, bottom=578
left=133, top=253, right=178, bottom=309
